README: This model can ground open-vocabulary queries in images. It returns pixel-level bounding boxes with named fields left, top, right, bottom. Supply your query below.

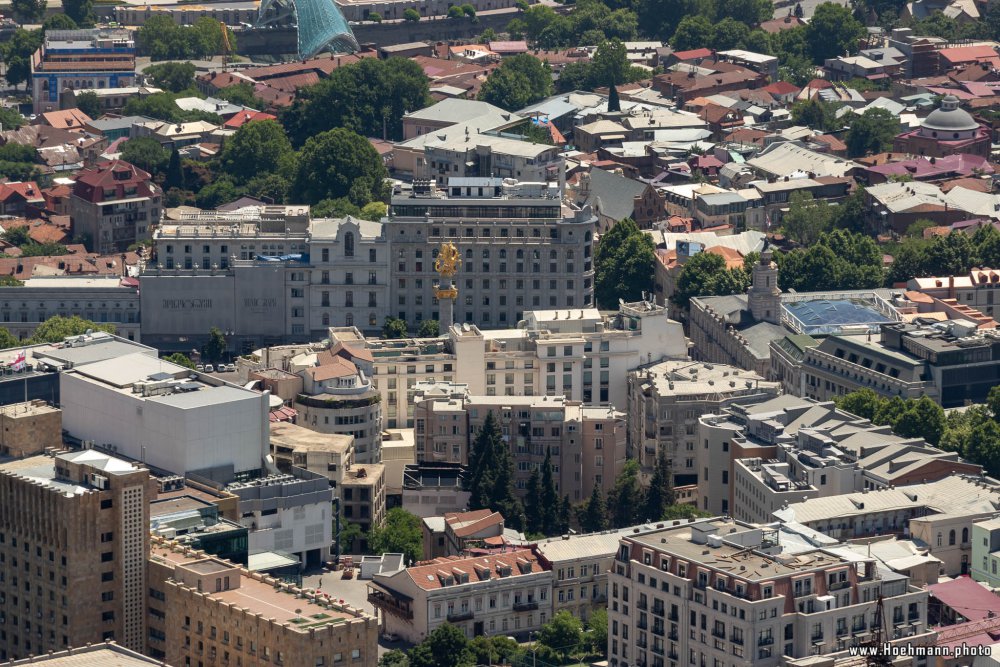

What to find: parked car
left=195, top=364, right=204, bottom=371
left=204, top=364, right=215, bottom=373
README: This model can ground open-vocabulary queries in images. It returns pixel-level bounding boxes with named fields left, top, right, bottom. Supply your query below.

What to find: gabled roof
left=37, top=108, right=93, bottom=131
left=305, top=354, right=357, bottom=382
left=223, top=110, right=278, bottom=129
left=585, top=166, right=648, bottom=221
left=0, top=181, right=43, bottom=203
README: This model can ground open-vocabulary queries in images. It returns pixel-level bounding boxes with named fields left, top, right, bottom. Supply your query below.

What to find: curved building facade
left=257, top=0, right=358, bottom=59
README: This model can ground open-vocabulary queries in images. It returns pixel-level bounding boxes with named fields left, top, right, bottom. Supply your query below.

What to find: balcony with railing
left=447, top=610, right=474, bottom=622
left=368, top=588, right=413, bottom=620
left=513, top=601, right=538, bottom=612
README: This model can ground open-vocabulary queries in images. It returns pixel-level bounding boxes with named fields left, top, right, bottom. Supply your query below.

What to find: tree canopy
left=382, top=316, right=408, bottom=339
left=293, top=129, right=388, bottom=207
left=468, top=411, right=525, bottom=529
left=137, top=16, right=236, bottom=60
left=594, top=218, right=656, bottom=309
left=29, top=317, right=114, bottom=344
left=806, top=2, right=865, bottom=62
left=144, top=61, right=197, bottom=93
left=219, top=120, right=296, bottom=184
left=478, top=54, right=553, bottom=111
left=672, top=251, right=751, bottom=309
left=845, top=107, right=899, bottom=157
left=122, top=137, right=170, bottom=176
left=282, top=58, right=429, bottom=145
left=367, top=508, right=422, bottom=564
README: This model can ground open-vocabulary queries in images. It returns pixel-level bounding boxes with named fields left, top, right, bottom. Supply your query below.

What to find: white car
left=204, top=364, right=215, bottom=373
left=195, top=364, right=204, bottom=371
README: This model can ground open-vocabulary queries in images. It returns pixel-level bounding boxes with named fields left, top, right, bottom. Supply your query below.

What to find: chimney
left=949, top=275, right=955, bottom=299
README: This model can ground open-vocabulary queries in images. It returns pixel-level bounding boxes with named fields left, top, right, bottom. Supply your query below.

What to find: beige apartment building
left=0, top=400, right=62, bottom=457
left=368, top=549, right=553, bottom=643
left=146, top=538, right=378, bottom=667
left=245, top=301, right=686, bottom=430
left=0, top=450, right=154, bottom=660
left=412, top=383, right=626, bottom=503
left=269, top=421, right=386, bottom=551
left=607, top=518, right=933, bottom=667
left=627, top=360, right=779, bottom=485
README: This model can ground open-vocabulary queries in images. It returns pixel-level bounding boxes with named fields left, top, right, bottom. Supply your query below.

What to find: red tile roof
left=405, top=549, right=544, bottom=590
left=763, top=81, right=800, bottom=95
left=37, top=108, right=93, bottom=131
left=0, top=181, right=43, bottom=203
left=939, top=45, right=1000, bottom=65
left=672, top=48, right=714, bottom=61
left=223, top=110, right=278, bottom=129
left=72, top=160, right=157, bottom=204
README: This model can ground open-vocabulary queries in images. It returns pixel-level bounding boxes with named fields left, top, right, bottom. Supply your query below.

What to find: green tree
left=711, top=18, right=751, bottom=49
left=591, top=38, right=643, bottom=87
left=638, top=0, right=709, bottom=41
left=123, top=91, right=183, bottom=123
left=367, top=508, right=422, bottom=564
left=1, top=226, right=30, bottom=248
left=216, top=82, right=259, bottom=107
left=416, top=319, right=440, bottom=337
left=783, top=192, right=835, bottom=246
left=403, top=7, right=420, bottom=21
left=29, top=316, right=114, bottom=344
left=359, top=201, right=387, bottom=222
left=75, top=91, right=102, bottom=119
left=0, top=106, right=25, bottom=131
left=165, top=352, right=196, bottom=370
left=466, top=636, right=522, bottom=666
left=671, top=14, right=714, bottom=50
left=165, top=149, right=185, bottom=190
left=894, top=396, right=946, bottom=446
left=537, top=611, right=582, bottom=662
left=136, top=15, right=189, bottom=59
left=540, top=447, right=560, bottom=535
left=967, top=420, right=1000, bottom=477
left=337, top=521, right=364, bottom=553
left=672, top=251, right=751, bottom=309
left=806, top=2, right=865, bottom=63
left=579, top=486, right=609, bottom=532
left=312, top=198, right=360, bottom=218
left=845, top=107, right=898, bottom=157
left=586, top=608, right=609, bottom=657
left=382, top=316, right=408, bottom=338
left=202, top=326, right=227, bottom=362
left=835, top=388, right=882, bottom=421
left=988, top=386, right=1000, bottom=418
left=791, top=99, right=841, bottom=132
left=378, top=650, right=410, bottom=667
left=20, top=242, right=69, bottom=257
left=195, top=178, right=241, bottom=210
left=144, top=61, right=197, bottom=93
left=644, top=447, right=676, bottom=522
left=283, top=58, right=429, bottom=144
left=594, top=218, right=656, bottom=309
left=42, top=13, right=77, bottom=32
left=11, top=0, right=46, bottom=24
left=121, top=138, right=170, bottom=175
left=609, top=460, right=643, bottom=528
left=478, top=54, right=553, bottom=111
left=0, top=328, right=19, bottom=349
left=62, top=0, right=93, bottom=25
left=716, top=0, right=772, bottom=24
left=468, top=411, right=525, bottom=529
left=448, top=6, right=464, bottom=18
left=408, top=624, right=471, bottom=667
left=662, top=503, right=712, bottom=519
left=293, top=128, right=388, bottom=207
left=524, top=468, right=543, bottom=534
left=367, top=11, right=382, bottom=21
left=245, top=174, right=289, bottom=204
left=219, top=120, right=296, bottom=184
left=924, top=232, right=976, bottom=276
left=0, top=276, right=23, bottom=287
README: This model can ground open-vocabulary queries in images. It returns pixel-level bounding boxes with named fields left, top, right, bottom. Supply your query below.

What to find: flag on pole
left=764, top=212, right=772, bottom=230
left=12, top=351, right=25, bottom=372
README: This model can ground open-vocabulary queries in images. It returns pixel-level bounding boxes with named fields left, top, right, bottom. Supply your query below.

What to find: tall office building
left=386, top=178, right=597, bottom=328
left=0, top=450, right=153, bottom=660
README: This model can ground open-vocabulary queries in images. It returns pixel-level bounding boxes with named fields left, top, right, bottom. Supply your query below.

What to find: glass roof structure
left=257, top=0, right=359, bottom=59
left=783, top=298, right=895, bottom=336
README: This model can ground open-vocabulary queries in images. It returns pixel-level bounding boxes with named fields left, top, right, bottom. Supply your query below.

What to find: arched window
left=499, top=249, right=506, bottom=259
left=465, top=249, right=473, bottom=258
left=949, top=530, right=956, bottom=546
left=344, top=232, right=354, bottom=257
left=516, top=249, right=524, bottom=259
left=549, top=250, right=557, bottom=259
left=962, top=527, right=969, bottom=544
left=567, top=250, right=575, bottom=259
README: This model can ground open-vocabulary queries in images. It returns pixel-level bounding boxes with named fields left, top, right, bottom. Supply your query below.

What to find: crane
left=220, top=21, right=233, bottom=71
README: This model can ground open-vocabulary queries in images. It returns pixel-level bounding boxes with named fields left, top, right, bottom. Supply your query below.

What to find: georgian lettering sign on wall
left=161, top=299, right=213, bottom=309
left=243, top=297, right=278, bottom=313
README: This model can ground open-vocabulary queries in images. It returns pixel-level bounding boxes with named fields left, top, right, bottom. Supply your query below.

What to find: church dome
left=921, top=95, right=979, bottom=132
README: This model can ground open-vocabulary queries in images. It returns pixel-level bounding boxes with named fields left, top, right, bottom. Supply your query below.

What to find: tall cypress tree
left=489, top=430, right=525, bottom=530
left=468, top=411, right=501, bottom=510
left=643, top=447, right=676, bottom=522
left=540, top=447, right=559, bottom=535
left=165, top=148, right=184, bottom=190
left=580, top=486, right=608, bottom=533
left=558, top=495, right=572, bottom=535
left=524, top=468, right=542, bottom=534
